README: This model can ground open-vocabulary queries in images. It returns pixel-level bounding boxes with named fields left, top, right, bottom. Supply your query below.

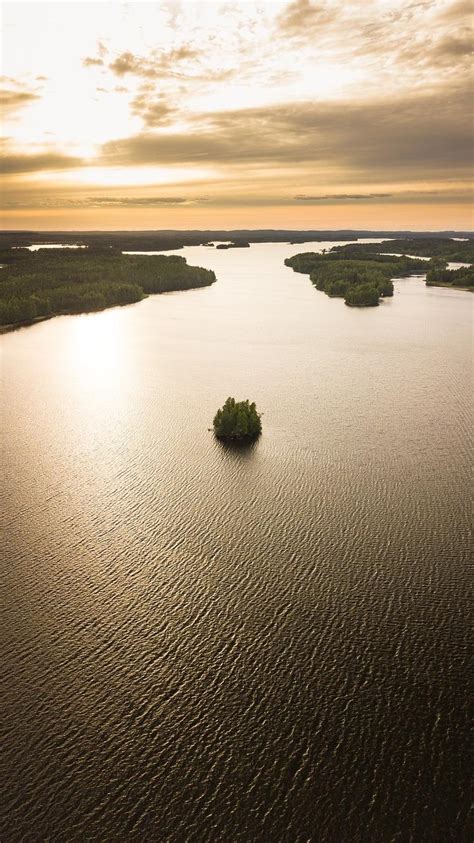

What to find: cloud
left=0, top=151, right=84, bottom=174
left=0, top=88, right=39, bottom=113
left=431, top=33, right=473, bottom=60
left=108, top=45, right=200, bottom=79
left=108, top=52, right=141, bottom=76
left=294, top=189, right=473, bottom=204
left=130, top=93, right=177, bottom=127
left=437, top=0, right=474, bottom=21
left=86, top=196, right=196, bottom=206
left=295, top=193, right=393, bottom=201
left=83, top=57, right=104, bottom=67
left=275, top=0, right=473, bottom=84
left=277, top=0, right=333, bottom=36
left=0, top=195, right=205, bottom=209
left=100, top=83, right=473, bottom=180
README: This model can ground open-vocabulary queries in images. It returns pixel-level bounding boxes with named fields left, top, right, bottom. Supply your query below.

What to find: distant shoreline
left=1, top=229, right=472, bottom=254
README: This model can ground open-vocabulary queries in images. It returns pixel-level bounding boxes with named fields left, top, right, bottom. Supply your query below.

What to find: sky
left=1, top=0, right=473, bottom=230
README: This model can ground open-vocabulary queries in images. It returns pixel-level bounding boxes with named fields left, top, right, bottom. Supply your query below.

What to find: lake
left=1, top=241, right=471, bottom=841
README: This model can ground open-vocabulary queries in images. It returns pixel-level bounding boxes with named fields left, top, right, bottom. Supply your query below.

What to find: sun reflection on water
left=67, top=309, right=129, bottom=397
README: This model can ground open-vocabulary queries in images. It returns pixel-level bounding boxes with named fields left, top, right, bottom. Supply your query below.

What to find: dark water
left=1, top=242, right=472, bottom=842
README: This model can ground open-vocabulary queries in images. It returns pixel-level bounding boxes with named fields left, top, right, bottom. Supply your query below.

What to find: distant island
left=215, top=241, right=250, bottom=250
left=0, top=248, right=216, bottom=330
left=213, top=397, right=262, bottom=442
left=285, top=237, right=473, bottom=307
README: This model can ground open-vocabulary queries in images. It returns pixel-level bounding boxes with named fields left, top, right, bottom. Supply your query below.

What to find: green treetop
left=213, top=397, right=262, bottom=441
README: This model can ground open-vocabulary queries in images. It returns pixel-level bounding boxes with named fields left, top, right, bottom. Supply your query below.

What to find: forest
left=0, top=248, right=216, bottom=328
left=285, top=252, right=428, bottom=307
left=425, top=265, right=474, bottom=288
left=285, top=237, right=473, bottom=306
left=330, top=238, right=474, bottom=263
left=1, top=230, right=471, bottom=252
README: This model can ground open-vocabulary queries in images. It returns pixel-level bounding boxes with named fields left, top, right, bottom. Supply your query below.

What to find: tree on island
left=213, top=397, right=262, bottom=441
left=345, top=284, right=380, bottom=307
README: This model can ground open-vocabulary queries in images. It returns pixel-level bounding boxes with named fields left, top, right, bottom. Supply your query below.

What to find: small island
left=213, top=397, right=262, bottom=442
left=215, top=241, right=251, bottom=250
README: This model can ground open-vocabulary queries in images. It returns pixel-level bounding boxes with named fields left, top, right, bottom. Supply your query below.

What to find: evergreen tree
left=213, top=398, right=262, bottom=441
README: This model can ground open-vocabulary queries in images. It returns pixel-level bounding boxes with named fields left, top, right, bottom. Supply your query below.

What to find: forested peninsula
left=330, top=239, right=474, bottom=290
left=331, top=238, right=474, bottom=263
left=285, top=252, right=427, bottom=306
left=285, top=238, right=473, bottom=306
left=0, top=248, right=216, bottom=330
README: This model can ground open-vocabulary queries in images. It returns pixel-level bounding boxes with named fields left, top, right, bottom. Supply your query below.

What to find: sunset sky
left=1, top=0, right=473, bottom=230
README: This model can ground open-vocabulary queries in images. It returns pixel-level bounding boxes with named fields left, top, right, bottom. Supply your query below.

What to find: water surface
left=1, top=242, right=472, bottom=842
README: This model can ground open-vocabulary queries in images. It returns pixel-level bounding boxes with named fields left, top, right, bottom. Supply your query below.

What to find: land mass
left=285, top=252, right=428, bottom=306
left=215, top=241, right=250, bottom=250
left=0, top=248, right=216, bottom=330
left=0, top=229, right=472, bottom=252
left=285, top=238, right=473, bottom=306
left=331, top=237, right=474, bottom=263
left=331, top=239, right=474, bottom=290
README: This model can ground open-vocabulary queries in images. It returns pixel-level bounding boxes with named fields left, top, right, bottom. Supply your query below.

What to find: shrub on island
left=213, top=397, right=262, bottom=441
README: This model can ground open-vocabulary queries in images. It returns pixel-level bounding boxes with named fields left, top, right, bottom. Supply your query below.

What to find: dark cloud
left=0, top=195, right=203, bottom=209
left=437, top=0, right=474, bottom=21
left=83, top=56, right=104, bottom=67
left=296, top=193, right=393, bottom=200
left=277, top=0, right=333, bottom=36
left=431, top=33, right=473, bottom=60
left=109, top=45, right=200, bottom=79
left=87, top=196, right=194, bottom=206
left=100, top=83, right=473, bottom=180
left=294, top=190, right=473, bottom=204
left=109, top=52, right=145, bottom=77
left=0, top=151, right=84, bottom=174
left=0, top=88, right=39, bottom=112
left=131, top=93, right=177, bottom=127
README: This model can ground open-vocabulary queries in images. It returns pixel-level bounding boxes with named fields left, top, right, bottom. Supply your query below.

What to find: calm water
left=1, top=242, right=472, bottom=842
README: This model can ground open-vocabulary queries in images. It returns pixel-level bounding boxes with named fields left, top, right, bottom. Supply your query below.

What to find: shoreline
left=0, top=298, right=145, bottom=334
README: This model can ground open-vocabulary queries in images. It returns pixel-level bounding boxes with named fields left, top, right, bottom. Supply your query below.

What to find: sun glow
left=68, top=308, right=127, bottom=396
left=34, top=165, right=216, bottom=188
left=1, top=0, right=472, bottom=229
